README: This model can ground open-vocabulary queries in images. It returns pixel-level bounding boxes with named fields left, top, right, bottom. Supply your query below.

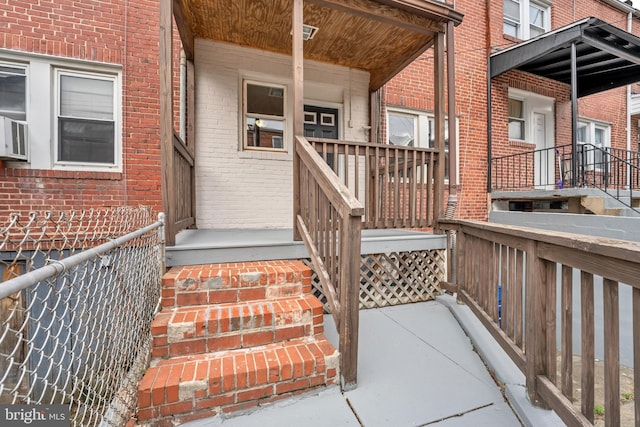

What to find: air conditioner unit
left=0, top=117, right=28, bottom=161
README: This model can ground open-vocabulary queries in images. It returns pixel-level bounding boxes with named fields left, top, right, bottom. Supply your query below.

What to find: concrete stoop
left=135, top=261, right=339, bottom=426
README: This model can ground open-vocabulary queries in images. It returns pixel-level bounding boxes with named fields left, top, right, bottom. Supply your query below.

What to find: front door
left=304, top=106, right=339, bottom=139
left=533, top=112, right=554, bottom=189
left=304, top=105, right=339, bottom=168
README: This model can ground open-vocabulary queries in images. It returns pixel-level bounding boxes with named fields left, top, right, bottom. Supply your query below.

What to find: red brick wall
left=0, top=0, right=174, bottom=221
left=383, top=0, right=640, bottom=220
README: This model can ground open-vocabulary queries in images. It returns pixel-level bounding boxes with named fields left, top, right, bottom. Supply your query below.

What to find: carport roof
left=490, top=17, right=640, bottom=97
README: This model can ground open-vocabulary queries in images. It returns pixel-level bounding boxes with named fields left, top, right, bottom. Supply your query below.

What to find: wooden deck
left=166, top=228, right=446, bottom=267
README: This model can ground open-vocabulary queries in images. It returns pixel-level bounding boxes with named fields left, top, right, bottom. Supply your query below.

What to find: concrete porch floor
left=165, top=228, right=446, bottom=267
left=181, top=296, right=563, bottom=427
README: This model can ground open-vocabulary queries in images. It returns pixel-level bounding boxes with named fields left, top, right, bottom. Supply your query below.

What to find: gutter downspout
left=486, top=0, right=493, bottom=195
left=487, top=57, right=493, bottom=193
left=180, top=51, right=187, bottom=142
left=627, top=11, right=632, bottom=188
left=571, top=42, right=578, bottom=188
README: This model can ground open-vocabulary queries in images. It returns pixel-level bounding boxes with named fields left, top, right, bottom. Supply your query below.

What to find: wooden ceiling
left=173, top=0, right=463, bottom=91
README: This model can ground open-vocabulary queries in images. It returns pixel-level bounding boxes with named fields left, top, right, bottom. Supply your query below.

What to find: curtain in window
left=60, top=75, right=113, bottom=120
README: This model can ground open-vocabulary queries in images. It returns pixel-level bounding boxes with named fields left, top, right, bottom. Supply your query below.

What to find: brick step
left=161, top=260, right=312, bottom=308
left=150, top=295, right=325, bottom=358
left=137, top=336, right=339, bottom=426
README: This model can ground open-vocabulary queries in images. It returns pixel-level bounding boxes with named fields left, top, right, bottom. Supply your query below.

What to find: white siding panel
left=194, top=39, right=370, bottom=229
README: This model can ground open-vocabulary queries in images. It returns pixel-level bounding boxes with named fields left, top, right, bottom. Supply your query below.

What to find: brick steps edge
left=150, top=295, right=325, bottom=358
left=136, top=336, right=339, bottom=426
left=161, top=260, right=312, bottom=308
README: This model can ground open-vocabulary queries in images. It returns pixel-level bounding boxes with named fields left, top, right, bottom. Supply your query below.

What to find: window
left=388, top=112, right=416, bottom=146
left=387, top=109, right=456, bottom=180
left=0, top=53, right=122, bottom=171
left=504, top=0, right=550, bottom=40
left=56, top=71, right=116, bottom=164
left=0, top=64, right=26, bottom=121
left=577, top=120, right=610, bottom=171
left=244, top=81, right=286, bottom=151
left=508, top=98, right=525, bottom=140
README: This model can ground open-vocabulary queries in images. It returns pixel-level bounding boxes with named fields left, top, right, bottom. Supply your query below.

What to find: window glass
left=504, top=0, right=521, bottom=21
left=504, top=0, right=521, bottom=37
left=577, top=121, right=610, bottom=171
left=508, top=99, right=525, bottom=140
left=0, top=65, right=26, bottom=121
left=58, top=73, right=116, bottom=164
left=504, top=0, right=549, bottom=40
left=244, top=81, right=285, bottom=151
left=529, top=4, right=546, bottom=37
left=577, top=123, right=587, bottom=143
left=388, top=113, right=415, bottom=146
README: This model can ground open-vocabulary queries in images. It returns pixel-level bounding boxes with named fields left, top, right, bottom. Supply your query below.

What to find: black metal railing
left=491, top=144, right=640, bottom=212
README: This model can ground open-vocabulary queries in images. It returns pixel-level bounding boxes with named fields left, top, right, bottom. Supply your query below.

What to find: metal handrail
left=491, top=143, right=639, bottom=213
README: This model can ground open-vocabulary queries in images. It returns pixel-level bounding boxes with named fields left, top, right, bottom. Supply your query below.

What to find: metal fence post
left=159, top=212, right=166, bottom=274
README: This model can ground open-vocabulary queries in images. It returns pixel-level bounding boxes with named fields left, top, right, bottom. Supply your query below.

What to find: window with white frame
left=56, top=70, right=117, bottom=164
left=577, top=120, right=610, bottom=171
left=0, top=64, right=27, bottom=121
left=243, top=80, right=286, bottom=152
left=508, top=98, right=525, bottom=140
left=0, top=53, right=121, bottom=171
left=387, top=109, right=456, bottom=180
left=504, top=0, right=551, bottom=40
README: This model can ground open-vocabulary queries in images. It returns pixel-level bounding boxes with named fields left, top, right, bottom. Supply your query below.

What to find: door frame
left=509, top=88, right=555, bottom=189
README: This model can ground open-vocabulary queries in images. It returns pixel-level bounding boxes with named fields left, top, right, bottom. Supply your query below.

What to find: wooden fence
left=295, top=136, right=364, bottom=390
left=440, top=219, right=640, bottom=426
left=307, top=137, right=438, bottom=229
left=173, top=132, right=195, bottom=233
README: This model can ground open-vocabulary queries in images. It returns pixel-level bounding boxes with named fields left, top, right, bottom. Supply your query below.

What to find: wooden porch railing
left=172, top=131, right=195, bottom=234
left=306, top=137, right=438, bottom=229
left=295, top=136, right=364, bottom=390
left=440, top=219, right=640, bottom=426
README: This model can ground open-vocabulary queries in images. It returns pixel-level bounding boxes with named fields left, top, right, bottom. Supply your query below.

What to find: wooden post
left=581, top=271, right=595, bottom=423
left=446, top=21, right=457, bottom=200
left=524, top=241, right=548, bottom=406
left=292, top=0, right=304, bottom=241
left=633, top=287, right=640, bottom=426
left=339, top=215, right=361, bottom=390
left=160, top=0, right=175, bottom=246
left=433, top=31, right=445, bottom=232
left=561, top=265, right=573, bottom=399
left=603, top=279, right=620, bottom=427
left=187, top=59, right=196, bottom=227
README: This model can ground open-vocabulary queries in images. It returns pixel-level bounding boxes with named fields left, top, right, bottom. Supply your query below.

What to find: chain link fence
left=0, top=208, right=164, bottom=426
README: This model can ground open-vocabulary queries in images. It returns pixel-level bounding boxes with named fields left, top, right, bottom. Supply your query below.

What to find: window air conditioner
left=0, top=117, right=28, bottom=161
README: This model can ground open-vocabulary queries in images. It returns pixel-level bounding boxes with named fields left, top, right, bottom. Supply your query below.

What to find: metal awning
left=490, top=17, right=640, bottom=97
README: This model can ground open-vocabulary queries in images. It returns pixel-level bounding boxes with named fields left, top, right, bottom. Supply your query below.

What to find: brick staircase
left=136, top=260, right=339, bottom=426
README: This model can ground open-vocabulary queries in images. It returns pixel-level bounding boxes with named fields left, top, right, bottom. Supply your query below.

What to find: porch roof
left=490, top=17, right=640, bottom=97
left=172, top=0, right=463, bottom=91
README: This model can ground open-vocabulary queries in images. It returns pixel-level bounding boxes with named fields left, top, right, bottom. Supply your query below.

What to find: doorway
left=533, top=112, right=554, bottom=189
left=304, top=105, right=339, bottom=168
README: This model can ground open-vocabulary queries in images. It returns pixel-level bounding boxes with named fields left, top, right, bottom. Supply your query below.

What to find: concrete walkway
left=182, top=298, right=562, bottom=427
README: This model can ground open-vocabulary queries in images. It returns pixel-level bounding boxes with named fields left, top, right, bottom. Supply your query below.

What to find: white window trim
left=0, top=50, right=122, bottom=172
left=577, top=118, right=611, bottom=172
left=507, top=88, right=555, bottom=144
left=508, top=97, right=526, bottom=141
left=54, top=68, right=121, bottom=170
left=504, top=0, right=551, bottom=40
left=386, top=106, right=459, bottom=183
left=242, top=79, right=287, bottom=154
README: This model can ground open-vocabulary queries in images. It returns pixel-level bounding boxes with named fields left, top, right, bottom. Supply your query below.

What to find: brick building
left=4, top=0, right=639, bottom=227
left=0, top=0, right=165, bottom=219
left=383, top=0, right=640, bottom=220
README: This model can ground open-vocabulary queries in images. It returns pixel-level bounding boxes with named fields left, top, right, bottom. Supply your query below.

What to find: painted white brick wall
left=194, top=39, right=370, bottom=229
